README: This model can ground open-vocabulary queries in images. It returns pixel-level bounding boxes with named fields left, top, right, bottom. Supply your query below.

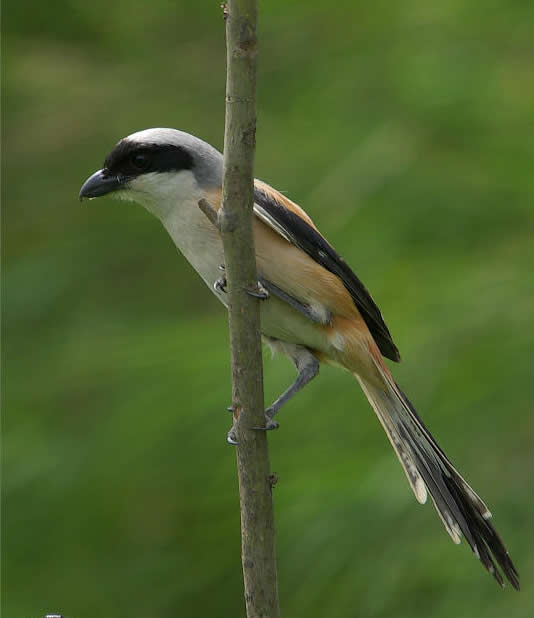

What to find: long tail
left=356, top=365, right=520, bottom=590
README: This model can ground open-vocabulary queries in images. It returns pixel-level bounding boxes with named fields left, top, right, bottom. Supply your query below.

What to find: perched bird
left=80, top=128, right=519, bottom=590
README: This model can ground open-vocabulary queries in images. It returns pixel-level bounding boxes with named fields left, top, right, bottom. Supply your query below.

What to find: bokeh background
left=3, top=1, right=534, bottom=616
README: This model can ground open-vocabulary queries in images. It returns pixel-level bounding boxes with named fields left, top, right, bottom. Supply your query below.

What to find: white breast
left=128, top=169, right=226, bottom=299
left=161, top=198, right=225, bottom=296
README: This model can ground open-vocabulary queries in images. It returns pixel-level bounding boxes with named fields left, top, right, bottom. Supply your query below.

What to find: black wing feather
left=254, top=187, right=401, bottom=362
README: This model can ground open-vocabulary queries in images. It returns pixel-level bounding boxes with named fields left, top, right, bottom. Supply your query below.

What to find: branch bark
left=220, top=2, right=280, bottom=617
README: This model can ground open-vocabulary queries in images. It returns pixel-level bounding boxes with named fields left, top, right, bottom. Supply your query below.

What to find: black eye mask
left=103, top=140, right=194, bottom=178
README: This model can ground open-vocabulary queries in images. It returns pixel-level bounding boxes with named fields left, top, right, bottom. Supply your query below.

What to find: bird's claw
left=216, top=268, right=268, bottom=299
left=252, top=419, right=280, bottom=431
left=227, top=409, right=279, bottom=444
left=246, top=281, right=269, bottom=300
left=227, top=429, right=238, bottom=445
left=214, top=275, right=227, bottom=294
left=252, top=408, right=279, bottom=431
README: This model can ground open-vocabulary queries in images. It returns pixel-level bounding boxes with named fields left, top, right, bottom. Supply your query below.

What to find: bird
left=80, top=127, right=519, bottom=591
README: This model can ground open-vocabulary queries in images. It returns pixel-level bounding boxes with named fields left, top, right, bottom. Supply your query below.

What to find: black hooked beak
left=79, top=169, right=129, bottom=200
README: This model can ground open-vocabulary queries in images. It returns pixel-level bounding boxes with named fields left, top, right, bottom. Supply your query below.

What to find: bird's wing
left=253, top=180, right=401, bottom=362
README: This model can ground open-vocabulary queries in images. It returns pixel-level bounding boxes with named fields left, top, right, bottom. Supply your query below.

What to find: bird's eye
left=129, top=151, right=151, bottom=172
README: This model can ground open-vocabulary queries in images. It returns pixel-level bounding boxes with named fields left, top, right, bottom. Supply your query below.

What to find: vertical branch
left=221, top=1, right=280, bottom=617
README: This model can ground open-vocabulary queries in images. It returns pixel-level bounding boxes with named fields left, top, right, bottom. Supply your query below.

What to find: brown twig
left=219, top=1, right=280, bottom=616
left=198, top=198, right=221, bottom=230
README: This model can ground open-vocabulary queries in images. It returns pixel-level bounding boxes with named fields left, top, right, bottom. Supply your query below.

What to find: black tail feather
left=443, top=468, right=520, bottom=590
left=362, top=364, right=520, bottom=591
left=394, top=384, right=520, bottom=590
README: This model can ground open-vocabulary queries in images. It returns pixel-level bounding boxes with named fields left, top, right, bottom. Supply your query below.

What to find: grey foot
left=246, top=282, right=269, bottom=300
left=226, top=408, right=279, bottom=443
left=252, top=408, right=280, bottom=431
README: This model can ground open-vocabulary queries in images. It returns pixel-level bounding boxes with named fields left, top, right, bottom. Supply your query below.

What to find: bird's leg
left=259, top=350, right=319, bottom=430
left=259, top=279, right=331, bottom=324
left=226, top=344, right=319, bottom=443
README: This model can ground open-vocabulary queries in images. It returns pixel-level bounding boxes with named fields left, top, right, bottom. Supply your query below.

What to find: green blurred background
left=3, top=1, right=534, bottom=616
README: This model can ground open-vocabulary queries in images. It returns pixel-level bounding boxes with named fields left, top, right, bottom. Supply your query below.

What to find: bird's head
left=79, top=128, right=223, bottom=218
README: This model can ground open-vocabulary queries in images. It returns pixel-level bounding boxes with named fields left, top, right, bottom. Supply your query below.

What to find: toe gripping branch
left=225, top=351, right=319, bottom=444
left=213, top=264, right=270, bottom=300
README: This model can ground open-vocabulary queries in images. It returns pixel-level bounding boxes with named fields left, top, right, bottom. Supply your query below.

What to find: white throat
left=126, top=170, right=225, bottom=294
